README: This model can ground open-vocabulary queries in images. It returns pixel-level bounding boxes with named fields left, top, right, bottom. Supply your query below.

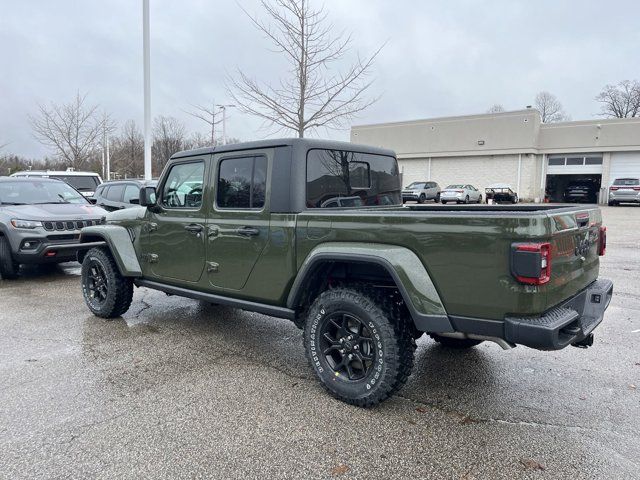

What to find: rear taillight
left=511, top=242, right=552, bottom=285
left=455, top=189, right=464, bottom=193
left=610, top=186, right=619, bottom=191
left=634, top=186, right=640, bottom=191
left=598, top=226, right=607, bottom=256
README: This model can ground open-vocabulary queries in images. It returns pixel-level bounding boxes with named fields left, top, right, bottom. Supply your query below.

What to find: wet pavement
left=0, top=206, right=639, bottom=479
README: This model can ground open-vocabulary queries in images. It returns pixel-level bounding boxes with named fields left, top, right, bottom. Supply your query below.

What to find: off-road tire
left=430, top=333, right=483, bottom=349
left=304, top=287, right=415, bottom=407
left=81, top=247, right=133, bottom=318
left=0, top=236, right=18, bottom=280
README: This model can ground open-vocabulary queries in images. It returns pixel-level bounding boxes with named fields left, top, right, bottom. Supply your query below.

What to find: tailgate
left=545, top=207, right=603, bottom=309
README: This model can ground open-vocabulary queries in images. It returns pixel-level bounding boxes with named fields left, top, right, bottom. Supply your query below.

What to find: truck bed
left=296, top=204, right=602, bottom=321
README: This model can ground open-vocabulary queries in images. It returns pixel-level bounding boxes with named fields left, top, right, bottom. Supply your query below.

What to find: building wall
left=399, top=153, right=539, bottom=201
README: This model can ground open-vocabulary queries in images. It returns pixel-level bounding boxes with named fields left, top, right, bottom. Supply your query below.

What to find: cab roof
left=170, top=138, right=396, bottom=159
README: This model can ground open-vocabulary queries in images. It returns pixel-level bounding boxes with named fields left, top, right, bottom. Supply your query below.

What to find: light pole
left=216, top=104, right=235, bottom=145
left=143, top=0, right=152, bottom=180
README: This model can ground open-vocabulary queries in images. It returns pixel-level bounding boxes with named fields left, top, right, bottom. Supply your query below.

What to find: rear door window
left=106, top=184, right=125, bottom=202
left=216, top=156, right=267, bottom=209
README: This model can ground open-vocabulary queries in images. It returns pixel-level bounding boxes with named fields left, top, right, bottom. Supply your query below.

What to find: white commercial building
left=351, top=110, right=640, bottom=203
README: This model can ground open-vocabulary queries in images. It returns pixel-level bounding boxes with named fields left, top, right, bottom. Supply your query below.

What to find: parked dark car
left=94, top=180, right=157, bottom=211
left=564, top=181, right=598, bottom=203
left=0, top=177, right=107, bottom=279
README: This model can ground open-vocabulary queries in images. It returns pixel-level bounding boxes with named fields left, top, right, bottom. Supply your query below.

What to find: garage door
left=547, top=155, right=603, bottom=174
left=610, top=152, right=640, bottom=183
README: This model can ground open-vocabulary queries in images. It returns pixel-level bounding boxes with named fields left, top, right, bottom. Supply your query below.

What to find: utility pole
left=217, top=104, right=235, bottom=145
left=143, top=0, right=152, bottom=180
left=211, top=100, right=216, bottom=145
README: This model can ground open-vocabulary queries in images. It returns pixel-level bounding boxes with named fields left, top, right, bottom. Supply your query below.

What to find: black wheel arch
left=287, top=253, right=451, bottom=334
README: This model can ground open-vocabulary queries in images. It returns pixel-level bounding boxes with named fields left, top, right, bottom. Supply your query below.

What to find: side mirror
left=88, top=197, right=97, bottom=205
left=139, top=186, right=157, bottom=207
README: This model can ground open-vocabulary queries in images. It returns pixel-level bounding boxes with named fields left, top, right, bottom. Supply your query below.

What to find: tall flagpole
left=143, top=0, right=152, bottom=180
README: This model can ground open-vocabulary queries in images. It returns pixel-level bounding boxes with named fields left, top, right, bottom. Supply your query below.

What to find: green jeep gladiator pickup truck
left=77, top=139, right=613, bottom=406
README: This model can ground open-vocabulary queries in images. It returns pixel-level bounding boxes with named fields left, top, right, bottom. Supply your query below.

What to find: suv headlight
left=10, top=219, right=43, bottom=229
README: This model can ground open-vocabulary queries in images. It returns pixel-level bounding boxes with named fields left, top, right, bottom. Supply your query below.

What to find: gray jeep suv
left=0, top=177, right=107, bottom=279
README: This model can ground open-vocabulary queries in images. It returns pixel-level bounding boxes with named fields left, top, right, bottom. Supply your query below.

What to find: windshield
left=445, top=185, right=464, bottom=189
left=613, top=178, right=639, bottom=186
left=0, top=181, right=89, bottom=205
left=406, top=182, right=426, bottom=189
left=51, top=175, right=100, bottom=191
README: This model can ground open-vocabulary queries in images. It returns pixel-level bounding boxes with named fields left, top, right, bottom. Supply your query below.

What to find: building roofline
left=352, top=109, right=540, bottom=130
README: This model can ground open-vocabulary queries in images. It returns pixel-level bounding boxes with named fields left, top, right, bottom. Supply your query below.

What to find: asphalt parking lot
left=1, top=205, right=638, bottom=479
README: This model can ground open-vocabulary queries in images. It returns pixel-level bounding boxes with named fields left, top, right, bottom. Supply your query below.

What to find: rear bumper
left=503, top=278, right=613, bottom=350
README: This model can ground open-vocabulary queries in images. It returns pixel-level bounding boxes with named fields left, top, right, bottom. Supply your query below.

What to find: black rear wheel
left=304, top=288, right=415, bottom=407
left=0, top=236, right=18, bottom=280
left=81, top=247, right=133, bottom=318
left=418, top=194, right=426, bottom=204
left=430, top=333, right=483, bottom=349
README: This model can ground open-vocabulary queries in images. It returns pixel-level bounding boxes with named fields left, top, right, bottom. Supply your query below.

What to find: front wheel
left=435, top=193, right=441, bottom=203
left=477, top=195, right=482, bottom=204
left=81, top=247, right=133, bottom=318
left=304, top=288, right=415, bottom=407
left=0, top=236, right=18, bottom=280
left=513, top=194, right=519, bottom=204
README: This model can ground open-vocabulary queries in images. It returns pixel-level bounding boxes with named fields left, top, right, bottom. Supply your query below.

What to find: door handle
left=184, top=224, right=203, bottom=234
left=207, top=226, right=219, bottom=238
left=236, top=226, right=260, bottom=237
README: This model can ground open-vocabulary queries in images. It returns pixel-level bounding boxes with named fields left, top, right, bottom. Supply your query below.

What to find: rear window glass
left=306, top=149, right=400, bottom=208
left=51, top=175, right=100, bottom=191
left=613, top=178, right=639, bottom=186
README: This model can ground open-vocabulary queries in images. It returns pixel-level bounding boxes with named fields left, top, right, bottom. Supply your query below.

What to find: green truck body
left=78, top=138, right=613, bottom=406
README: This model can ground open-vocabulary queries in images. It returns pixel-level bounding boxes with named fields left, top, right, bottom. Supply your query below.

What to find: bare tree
left=228, top=0, right=383, bottom=137
left=110, top=120, right=145, bottom=178
left=185, top=102, right=222, bottom=145
left=29, top=92, right=115, bottom=170
left=152, top=116, right=186, bottom=174
left=595, top=80, right=640, bottom=118
left=535, top=91, right=568, bottom=123
left=487, top=104, right=505, bottom=113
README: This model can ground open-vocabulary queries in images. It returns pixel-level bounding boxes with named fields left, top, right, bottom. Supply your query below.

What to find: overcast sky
left=1, top=0, right=639, bottom=158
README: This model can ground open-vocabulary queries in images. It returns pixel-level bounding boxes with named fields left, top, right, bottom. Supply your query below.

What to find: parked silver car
left=608, top=178, right=640, bottom=206
left=440, top=184, right=482, bottom=204
left=402, top=181, right=440, bottom=203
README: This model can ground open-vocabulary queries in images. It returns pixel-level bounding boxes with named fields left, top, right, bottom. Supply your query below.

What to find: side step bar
left=134, top=279, right=296, bottom=320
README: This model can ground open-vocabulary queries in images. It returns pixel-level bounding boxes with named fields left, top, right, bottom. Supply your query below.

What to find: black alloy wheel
left=81, top=247, right=133, bottom=318
left=319, top=312, right=375, bottom=381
